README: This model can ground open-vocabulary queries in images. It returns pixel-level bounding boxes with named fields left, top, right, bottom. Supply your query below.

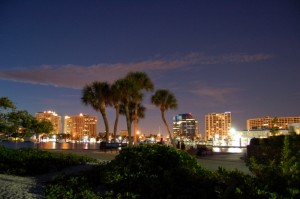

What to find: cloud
left=0, top=52, right=272, bottom=88
left=190, top=86, right=241, bottom=104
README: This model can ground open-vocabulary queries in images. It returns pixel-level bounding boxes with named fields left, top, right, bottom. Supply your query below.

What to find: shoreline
left=47, top=149, right=251, bottom=174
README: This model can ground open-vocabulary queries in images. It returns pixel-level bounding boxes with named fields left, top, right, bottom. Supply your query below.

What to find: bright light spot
left=230, top=128, right=236, bottom=135
left=214, top=134, right=219, bottom=139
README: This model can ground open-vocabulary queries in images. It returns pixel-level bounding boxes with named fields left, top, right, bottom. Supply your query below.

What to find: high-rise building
left=173, top=113, right=199, bottom=139
left=64, top=113, right=97, bottom=140
left=205, top=112, right=231, bottom=140
left=247, top=116, right=300, bottom=130
left=35, top=111, right=62, bottom=134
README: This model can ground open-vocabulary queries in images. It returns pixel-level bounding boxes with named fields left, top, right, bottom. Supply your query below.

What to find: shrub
left=44, top=176, right=100, bottom=199
left=43, top=144, right=300, bottom=198
left=0, top=146, right=96, bottom=175
left=248, top=135, right=300, bottom=198
left=102, top=144, right=216, bottom=198
left=247, top=135, right=300, bottom=165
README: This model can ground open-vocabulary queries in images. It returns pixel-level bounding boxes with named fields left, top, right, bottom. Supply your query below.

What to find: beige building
left=64, top=113, right=97, bottom=140
left=35, top=111, right=62, bottom=134
left=205, top=112, right=232, bottom=140
left=247, top=116, right=300, bottom=130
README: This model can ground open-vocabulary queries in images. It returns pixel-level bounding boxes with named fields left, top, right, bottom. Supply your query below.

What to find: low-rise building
left=247, top=116, right=300, bottom=130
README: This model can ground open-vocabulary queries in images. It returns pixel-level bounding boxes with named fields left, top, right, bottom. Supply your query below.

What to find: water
left=0, top=141, right=246, bottom=153
left=0, top=141, right=100, bottom=150
left=213, top=146, right=246, bottom=153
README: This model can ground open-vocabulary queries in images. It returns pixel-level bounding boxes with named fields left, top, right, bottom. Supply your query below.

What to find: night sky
left=1, top=0, right=299, bottom=137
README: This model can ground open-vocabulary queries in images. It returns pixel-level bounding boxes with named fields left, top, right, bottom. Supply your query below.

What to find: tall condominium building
left=35, top=111, right=62, bottom=134
left=205, top=112, right=231, bottom=140
left=247, top=116, right=300, bottom=130
left=173, top=113, right=199, bottom=139
left=64, top=113, right=97, bottom=140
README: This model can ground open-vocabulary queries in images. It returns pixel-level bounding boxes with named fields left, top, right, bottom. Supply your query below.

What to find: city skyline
left=1, top=1, right=299, bottom=137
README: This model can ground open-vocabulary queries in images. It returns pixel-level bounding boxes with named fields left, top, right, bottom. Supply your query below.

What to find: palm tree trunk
left=133, top=103, right=138, bottom=145
left=161, top=110, right=175, bottom=147
left=100, top=108, right=110, bottom=142
left=125, top=104, right=132, bottom=146
left=113, top=105, right=120, bottom=141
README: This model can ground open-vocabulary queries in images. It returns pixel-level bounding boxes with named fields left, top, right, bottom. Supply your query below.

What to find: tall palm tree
left=151, top=89, right=178, bottom=147
left=130, top=91, right=144, bottom=144
left=113, top=78, right=134, bottom=145
left=110, top=80, right=123, bottom=141
left=125, top=72, right=154, bottom=144
left=120, top=101, right=146, bottom=144
left=81, top=81, right=111, bottom=141
left=120, top=102, right=146, bottom=125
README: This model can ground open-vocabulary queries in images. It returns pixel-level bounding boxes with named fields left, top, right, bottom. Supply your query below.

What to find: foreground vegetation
left=44, top=142, right=299, bottom=199
left=0, top=146, right=96, bottom=176
left=1, top=137, right=299, bottom=198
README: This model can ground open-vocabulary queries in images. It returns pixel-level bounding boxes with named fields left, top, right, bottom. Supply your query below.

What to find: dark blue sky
left=1, top=0, right=299, bottom=136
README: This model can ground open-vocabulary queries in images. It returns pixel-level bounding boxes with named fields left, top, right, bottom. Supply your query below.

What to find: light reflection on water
left=0, top=141, right=246, bottom=153
left=213, top=147, right=246, bottom=153
left=0, top=141, right=100, bottom=150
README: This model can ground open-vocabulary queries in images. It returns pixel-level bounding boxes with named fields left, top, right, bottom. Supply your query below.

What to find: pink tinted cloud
left=191, top=86, right=241, bottom=104
left=0, top=52, right=271, bottom=88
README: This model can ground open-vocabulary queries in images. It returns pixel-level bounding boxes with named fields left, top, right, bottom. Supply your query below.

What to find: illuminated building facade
left=173, top=113, right=199, bottom=139
left=35, top=111, right=62, bottom=134
left=247, top=116, right=300, bottom=130
left=64, top=113, right=97, bottom=140
left=205, top=112, right=231, bottom=140
left=289, top=123, right=300, bottom=134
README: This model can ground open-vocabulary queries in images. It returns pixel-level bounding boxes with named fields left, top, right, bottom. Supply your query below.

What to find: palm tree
left=114, top=78, right=134, bottom=145
left=120, top=102, right=146, bottom=125
left=125, top=72, right=154, bottom=144
left=110, top=80, right=123, bottom=141
left=81, top=81, right=111, bottom=141
left=120, top=101, right=146, bottom=144
left=151, top=89, right=178, bottom=147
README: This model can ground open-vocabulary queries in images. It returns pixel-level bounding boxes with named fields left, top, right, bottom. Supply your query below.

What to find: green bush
left=43, top=144, right=300, bottom=198
left=102, top=144, right=216, bottom=198
left=248, top=135, right=300, bottom=165
left=248, top=135, right=300, bottom=198
left=44, top=176, right=100, bottom=199
left=0, top=146, right=96, bottom=175
left=3, top=143, right=297, bottom=198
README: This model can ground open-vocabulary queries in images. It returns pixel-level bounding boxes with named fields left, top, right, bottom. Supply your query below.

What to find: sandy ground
left=0, top=150, right=117, bottom=199
left=0, top=149, right=250, bottom=198
left=0, top=174, right=43, bottom=199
